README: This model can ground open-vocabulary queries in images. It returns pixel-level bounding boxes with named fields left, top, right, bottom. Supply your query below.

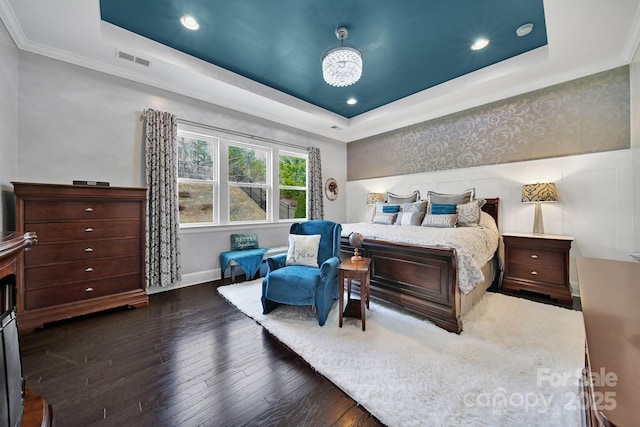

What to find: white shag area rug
left=218, top=280, right=585, bottom=427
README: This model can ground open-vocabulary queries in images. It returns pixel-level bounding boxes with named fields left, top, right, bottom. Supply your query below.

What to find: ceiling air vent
left=116, top=50, right=151, bottom=67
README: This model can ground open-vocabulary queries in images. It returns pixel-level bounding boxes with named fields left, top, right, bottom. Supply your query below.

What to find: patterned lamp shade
left=521, top=182, right=558, bottom=234
left=367, top=192, right=386, bottom=205
left=521, top=183, right=559, bottom=203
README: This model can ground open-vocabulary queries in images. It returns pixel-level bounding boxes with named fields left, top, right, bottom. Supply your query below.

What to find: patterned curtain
left=143, top=109, right=181, bottom=288
left=307, top=146, right=324, bottom=219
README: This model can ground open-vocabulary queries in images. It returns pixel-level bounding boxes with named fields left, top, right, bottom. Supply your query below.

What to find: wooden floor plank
left=19, top=281, right=383, bottom=427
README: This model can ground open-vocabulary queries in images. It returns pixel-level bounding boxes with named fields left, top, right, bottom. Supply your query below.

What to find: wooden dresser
left=502, top=232, right=573, bottom=305
left=13, top=182, right=149, bottom=333
left=576, top=257, right=640, bottom=427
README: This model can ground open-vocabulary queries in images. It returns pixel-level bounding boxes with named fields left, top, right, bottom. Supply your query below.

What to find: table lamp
left=366, top=192, right=386, bottom=205
left=521, top=182, right=559, bottom=234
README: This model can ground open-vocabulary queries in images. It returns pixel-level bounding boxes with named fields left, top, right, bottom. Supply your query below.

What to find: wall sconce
left=366, top=192, right=386, bottom=205
left=521, top=182, right=559, bottom=234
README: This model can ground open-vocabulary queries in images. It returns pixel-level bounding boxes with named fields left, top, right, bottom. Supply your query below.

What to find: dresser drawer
left=25, top=255, right=140, bottom=289
left=508, top=247, right=564, bottom=268
left=24, top=237, right=140, bottom=267
left=25, top=273, right=141, bottom=310
left=24, top=200, right=141, bottom=221
left=26, top=220, right=140, bottom=243
left=507, top=262, right=565, bottom=286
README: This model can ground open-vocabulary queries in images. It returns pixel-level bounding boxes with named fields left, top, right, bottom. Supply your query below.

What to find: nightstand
left=502, top=232, right=574, bottom=306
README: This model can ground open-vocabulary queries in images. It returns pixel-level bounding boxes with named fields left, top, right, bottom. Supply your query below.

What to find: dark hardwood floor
left=19, top=282, right=384, bottom=427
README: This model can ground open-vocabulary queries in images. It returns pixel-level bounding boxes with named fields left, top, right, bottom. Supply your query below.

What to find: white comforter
left=341, top=212, right=500, bottom=294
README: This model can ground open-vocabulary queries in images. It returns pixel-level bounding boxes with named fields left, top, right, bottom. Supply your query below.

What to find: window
left=228, top=144, right=269, bottom=222
left=177, top=125, right=308, bottom=226
left=279, top=152, right=307, bottom=219
left=177, top=133, right=217, bottom=225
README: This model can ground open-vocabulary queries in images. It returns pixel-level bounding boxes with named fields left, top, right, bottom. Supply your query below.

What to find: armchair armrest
left=319, top=256, right=340, bottom=281
left=266, top=253, right=287, bottom=272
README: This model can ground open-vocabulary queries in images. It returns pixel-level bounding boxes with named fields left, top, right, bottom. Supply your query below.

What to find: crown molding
left=0, top=0, right=25, bottom=47
left=623, top=2, right=640, bottom=62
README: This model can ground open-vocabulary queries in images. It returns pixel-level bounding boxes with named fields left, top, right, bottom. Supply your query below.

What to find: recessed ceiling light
left=180, top=15, right=199, bottom=30
left=347, top=98, right=358, bottom=105
left=470, top=38, right=490, bottom=51
left=516, top=23, right=534, bottom=37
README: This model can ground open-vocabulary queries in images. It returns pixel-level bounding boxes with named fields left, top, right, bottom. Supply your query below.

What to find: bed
left=340, top=197, right=501, bottom=334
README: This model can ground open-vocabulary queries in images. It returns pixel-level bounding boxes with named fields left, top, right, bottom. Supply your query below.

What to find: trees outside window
left=279, top=153, right=307, bottom=219
left=177, top=133, right=216, bottom=224
left=228, top=144, right=268, bottom=222
left=177, top=125, right=307, bottom=226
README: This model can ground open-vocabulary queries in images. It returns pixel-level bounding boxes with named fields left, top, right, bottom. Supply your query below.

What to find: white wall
left=346, top=150, right=635, bottom=292
left=631, top=43, right=640, bottom=253
left=0, top=19, right=18, bottom=231
left=16, top=52, right=347, bottom=291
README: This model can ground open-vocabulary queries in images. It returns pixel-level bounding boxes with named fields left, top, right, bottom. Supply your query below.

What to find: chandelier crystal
left=322, top=27, right=362, bottom=87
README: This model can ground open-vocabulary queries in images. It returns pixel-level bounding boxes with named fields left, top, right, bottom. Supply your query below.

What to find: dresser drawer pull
left=85, top=287, right=94, bottom=292
left=85, top=227, right=94, bottom=232
left=530, top=270, right=538, bottom=275
left=85, top=267, right=94, bottom=272
left=85, top=248, right=94, bottom=252
left=85, top=207, right=94, bottom=212
left=530, top=254, right=538, bottom=259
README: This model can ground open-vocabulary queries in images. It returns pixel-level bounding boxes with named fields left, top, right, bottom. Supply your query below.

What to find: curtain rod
left=177, top=118, right=307, bottom=151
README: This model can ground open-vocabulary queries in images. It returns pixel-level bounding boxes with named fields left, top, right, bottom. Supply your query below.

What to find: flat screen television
left=0, top=309, right=24, bottom=427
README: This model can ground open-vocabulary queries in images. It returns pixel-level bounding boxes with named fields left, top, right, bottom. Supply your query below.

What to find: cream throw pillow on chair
left=286, top=234, right=321, bottom=267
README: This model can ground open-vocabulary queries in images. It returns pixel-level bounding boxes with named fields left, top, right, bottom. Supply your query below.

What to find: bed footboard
left=340, top=238, right=462, bottom=333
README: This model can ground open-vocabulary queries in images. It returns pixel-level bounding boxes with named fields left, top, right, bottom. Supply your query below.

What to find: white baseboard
left=146, top=269, right=221, bottom=294
left=570, top=279, right=580, bottom=298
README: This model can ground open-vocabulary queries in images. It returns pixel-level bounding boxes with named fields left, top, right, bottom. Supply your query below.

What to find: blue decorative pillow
left=429, top=203, right=457, bottom=215
left=382, top=204, right=401, bottom=213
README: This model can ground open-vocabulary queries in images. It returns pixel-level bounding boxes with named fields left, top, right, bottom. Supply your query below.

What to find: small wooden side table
left=338, top=258, right=371, bottom=331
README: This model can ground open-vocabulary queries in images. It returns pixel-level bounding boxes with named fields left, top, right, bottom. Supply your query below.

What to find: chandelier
left=322, top=27, right=363, bottom=87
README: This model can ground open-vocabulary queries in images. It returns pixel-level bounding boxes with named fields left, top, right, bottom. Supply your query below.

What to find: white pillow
left=286, top=234, right=321, bottom=267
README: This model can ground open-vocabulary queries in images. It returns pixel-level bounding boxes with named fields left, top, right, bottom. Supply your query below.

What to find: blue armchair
left=261, top=220, right=342, bottom=326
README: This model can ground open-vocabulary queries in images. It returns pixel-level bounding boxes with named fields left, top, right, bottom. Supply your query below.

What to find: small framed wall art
left=325, top=178, right=338, bottom=201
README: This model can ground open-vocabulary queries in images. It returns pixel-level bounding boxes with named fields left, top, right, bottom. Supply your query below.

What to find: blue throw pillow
left=382, top=204, right=401, bottom=213
left=430, top=203, right=457, bottom=215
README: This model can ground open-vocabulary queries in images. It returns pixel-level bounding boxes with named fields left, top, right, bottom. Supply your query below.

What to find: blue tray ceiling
left=100, top=0, right=547, bottom=118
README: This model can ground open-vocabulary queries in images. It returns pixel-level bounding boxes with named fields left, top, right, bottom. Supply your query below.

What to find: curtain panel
left=143, top=109, right=182, bottom=288
left=307, top=146, right=324, bottom=220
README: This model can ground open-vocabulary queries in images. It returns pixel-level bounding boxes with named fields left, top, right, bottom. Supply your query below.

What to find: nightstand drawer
left=507, top=262, right=565, bottom=285
left=508, top=247, right=564, bottom=268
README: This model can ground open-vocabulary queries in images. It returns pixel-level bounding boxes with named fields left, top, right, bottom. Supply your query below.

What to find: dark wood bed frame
left=339, top=198, right=500, bottom=334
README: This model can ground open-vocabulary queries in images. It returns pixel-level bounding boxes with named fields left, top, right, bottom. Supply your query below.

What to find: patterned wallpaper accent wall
left=348, top=66, right=630, bottom=181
